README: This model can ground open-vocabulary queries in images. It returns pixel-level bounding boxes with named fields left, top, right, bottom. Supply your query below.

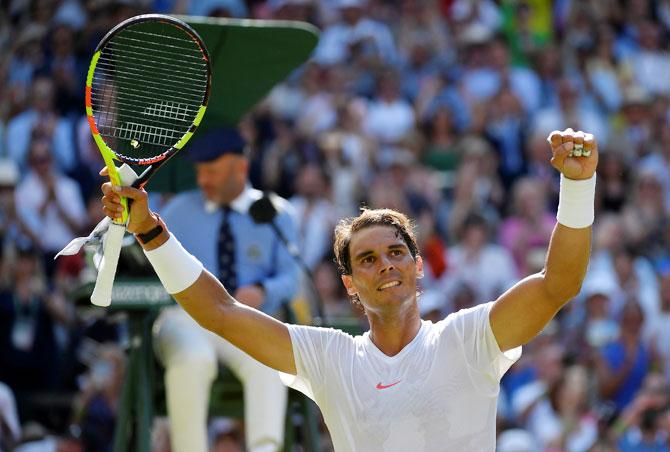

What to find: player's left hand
left=547, top=128, right=598, bottom=180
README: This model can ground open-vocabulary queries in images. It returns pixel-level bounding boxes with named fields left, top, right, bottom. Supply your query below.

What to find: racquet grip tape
left=91, top=222, right=126, bottom=306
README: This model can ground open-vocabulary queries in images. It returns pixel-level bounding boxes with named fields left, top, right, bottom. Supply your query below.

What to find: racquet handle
left=90, top=164, right=138, bottom=307
left=91, top=222, right=126, bottom=306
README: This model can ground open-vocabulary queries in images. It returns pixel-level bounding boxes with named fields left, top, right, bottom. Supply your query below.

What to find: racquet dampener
left=87, top=14, right=211, bottom=306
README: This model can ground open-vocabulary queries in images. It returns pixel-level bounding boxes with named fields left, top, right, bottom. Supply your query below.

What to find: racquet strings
left=91, top=20, right=209, bottom=163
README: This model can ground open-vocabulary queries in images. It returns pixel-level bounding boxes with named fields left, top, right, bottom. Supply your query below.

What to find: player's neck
left=367, top=306, right=422, bottom=357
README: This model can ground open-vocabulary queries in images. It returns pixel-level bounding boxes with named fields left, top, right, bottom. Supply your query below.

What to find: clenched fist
left=547, top=128, right=598, bottom=180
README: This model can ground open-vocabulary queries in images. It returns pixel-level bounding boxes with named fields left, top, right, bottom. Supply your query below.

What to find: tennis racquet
left=86, top=14, right=212, bottom=306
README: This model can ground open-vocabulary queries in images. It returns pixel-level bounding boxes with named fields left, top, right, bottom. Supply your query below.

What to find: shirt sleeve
left=440, top=302, right=521, bottom=396
left=280, top=324, right=352, bottom=401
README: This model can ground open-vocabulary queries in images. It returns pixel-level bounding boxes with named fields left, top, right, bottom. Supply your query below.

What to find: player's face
left=342, top=225, right=423, bottom=314
left=195, top=154, right=248, bottom=205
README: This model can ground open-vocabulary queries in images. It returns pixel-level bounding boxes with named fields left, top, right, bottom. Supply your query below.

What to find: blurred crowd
left=2, top=0, right=670, bottom=450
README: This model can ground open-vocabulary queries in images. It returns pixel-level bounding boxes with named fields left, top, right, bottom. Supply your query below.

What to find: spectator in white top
left=363, top=70, right=416, bottom=151
left=14, top=138, right=86, bottom=275
left=290, top=163, right=339, bottom=270
left=625, top=20, right=670, bottom=97
left=313, top=0, right=397, bottom=66
left=442, top=212, right=518, bottom=306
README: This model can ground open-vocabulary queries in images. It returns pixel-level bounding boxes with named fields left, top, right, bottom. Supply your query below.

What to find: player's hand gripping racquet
left=87, top=14, right=211, bottom=306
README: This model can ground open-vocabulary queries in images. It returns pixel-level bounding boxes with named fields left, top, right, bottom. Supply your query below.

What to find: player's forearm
left=173, top=268, right=237, bottom=331
left=542, top=223, right=591, bottom=306
left=134, top=221, right=297, bottom=373
left=542, top=174, right=596, bottom=305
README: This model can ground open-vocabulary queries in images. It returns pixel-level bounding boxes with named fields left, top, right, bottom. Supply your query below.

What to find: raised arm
left=100, top=174, right=296, bottom=375
left=490, top=129, right=598, bottom=352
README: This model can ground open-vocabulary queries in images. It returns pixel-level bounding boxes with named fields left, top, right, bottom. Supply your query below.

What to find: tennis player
left=100, top=128, right=597, bottom=450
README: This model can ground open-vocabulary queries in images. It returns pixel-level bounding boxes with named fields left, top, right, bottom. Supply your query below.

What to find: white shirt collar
left=204, top=184, right=259, bottom=214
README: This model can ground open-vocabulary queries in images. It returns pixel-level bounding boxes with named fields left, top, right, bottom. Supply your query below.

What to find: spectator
left=71, top=345, right=125, bottom=452
left=577, top=276, right=620, bottom=350
left=532, top=76, right=610, bottom=147
left=450, top=0, right=503, bottom=36
left=641, top=121, right=670, bottom=212
left=444, top=136, right=504, bottom=240
left=6, top=24, right=46, bottom=102
left=584, top=24, right=624, bottom=114
left=587, top=228, right=659, bottom=321
left=41, top=23, right=82, bottom=117
left=395, top=0, right=452, bottom=102
left=621, top=169, right=670, bottom=257
left=420, top=106, right=461, bottom=173
left=647, top=268, right=670, bottom=382
left=0, top=158, right=37, bottom=255
left=363, top=69, right=416, bottom=160
left=488, top=35, right=543, bottom=115
left=609, top=85, right=653, bottom=162
left=313, top=257, right=355, bottom=321
left=613, top=373, right=670, bottom=451
left=0, top=247, right=60, bottom=405
left=512, top=342, right=566, bottom=447
left=313, top=0, right=397, bottom=67
left=484, top=86, right=528, bottom=188
left=595, top=301, right=651, bottom=413
left=596, top=151, right=630, bottom=213
left=6, top=76, right=76, bottom=174
left=294, top=63, right=338, bottom=139
left=623, top=20, right=670, bottom=97
left=14, top=138, right=87, bottom=275
left=290, top=163, right=338, bottom=270
left=442, top=211, right=517, bottom=305
left=318, top=99, right=373, bottom=216
left=499, top=177, right=554, bottom=276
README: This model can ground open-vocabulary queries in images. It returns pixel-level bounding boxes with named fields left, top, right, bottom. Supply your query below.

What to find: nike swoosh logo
left=376, top=381, right=401, bottom=390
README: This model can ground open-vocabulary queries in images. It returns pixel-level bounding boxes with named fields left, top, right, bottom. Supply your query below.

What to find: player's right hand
left=99, top=167, right=157, bottom=235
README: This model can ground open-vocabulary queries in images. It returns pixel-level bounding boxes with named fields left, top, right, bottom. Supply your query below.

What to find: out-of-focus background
left=2, top=0, right=670, bottom=451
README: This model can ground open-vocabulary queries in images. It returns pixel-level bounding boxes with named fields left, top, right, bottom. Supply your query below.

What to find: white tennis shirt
left=282, top=302, right=521, bottom=451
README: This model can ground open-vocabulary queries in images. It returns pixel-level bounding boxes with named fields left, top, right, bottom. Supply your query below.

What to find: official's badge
left=247, top=245, right=262, bottom=261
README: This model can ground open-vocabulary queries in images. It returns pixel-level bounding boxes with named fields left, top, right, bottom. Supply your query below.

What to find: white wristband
left=556, top=173, right=596, bottom=229
left=143, top=234, right=204, bottom=294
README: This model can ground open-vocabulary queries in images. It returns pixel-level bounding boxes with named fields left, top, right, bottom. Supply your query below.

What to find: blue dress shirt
left=160, top=186, right=300, bottom=316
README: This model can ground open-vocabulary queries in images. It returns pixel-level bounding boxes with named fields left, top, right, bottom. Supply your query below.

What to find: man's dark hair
left=333, top=208, right=419, bottom=276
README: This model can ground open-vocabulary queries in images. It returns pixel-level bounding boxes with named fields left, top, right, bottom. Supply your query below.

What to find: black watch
left=136, top=215, right=165, bottom=244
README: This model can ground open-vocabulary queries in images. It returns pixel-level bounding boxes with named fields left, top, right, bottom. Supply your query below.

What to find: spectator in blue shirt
left=153, top=127, right=300, bottom=452
left=595, top=301, right=651, bottom=413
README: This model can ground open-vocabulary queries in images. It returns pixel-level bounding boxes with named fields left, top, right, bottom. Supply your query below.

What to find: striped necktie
left=218, top=206, right=237, bottom=293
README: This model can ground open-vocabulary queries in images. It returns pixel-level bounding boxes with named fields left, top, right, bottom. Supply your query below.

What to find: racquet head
left=86, top=14, right=211, bottom=221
